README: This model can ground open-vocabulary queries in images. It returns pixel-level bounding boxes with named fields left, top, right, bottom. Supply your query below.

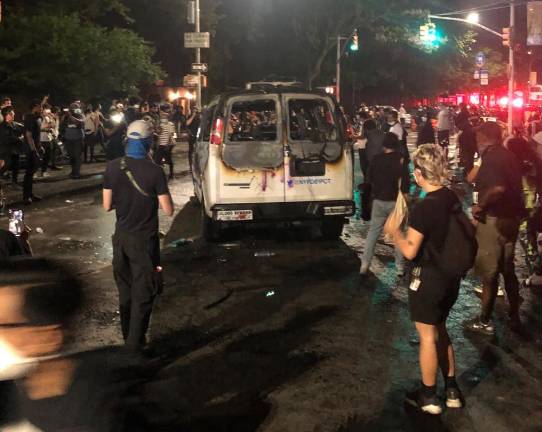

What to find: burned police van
left=192, top=85, right=354, bottom=241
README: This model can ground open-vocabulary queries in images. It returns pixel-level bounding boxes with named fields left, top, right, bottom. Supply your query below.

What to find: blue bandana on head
left=126, top=137, right=152, bottom=159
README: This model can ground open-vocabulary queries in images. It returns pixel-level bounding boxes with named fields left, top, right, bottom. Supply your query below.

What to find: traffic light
left=419, top=22, right=442, bottom=50
left=502, top=27, right=511, bottom=47
left=350, top=30, right=359, bottom=51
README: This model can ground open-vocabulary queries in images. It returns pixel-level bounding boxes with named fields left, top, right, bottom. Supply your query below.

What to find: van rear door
left=218, top=95, right=285, bottom=204
left=283, top=94, right=353, bottom=203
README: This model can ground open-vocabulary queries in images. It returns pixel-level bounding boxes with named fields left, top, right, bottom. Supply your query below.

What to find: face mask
left=388, top=121, right=395, bottom=126
left=0, top=338, right=40, bottom=381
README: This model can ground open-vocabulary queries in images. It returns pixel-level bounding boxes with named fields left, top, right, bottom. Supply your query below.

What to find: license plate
left=216, top=210, right=253, bottom=221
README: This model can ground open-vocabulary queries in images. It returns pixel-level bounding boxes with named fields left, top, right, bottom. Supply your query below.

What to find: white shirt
left=158, top=118, right=175, bottom=146
left=437, top=109, right=451, bottom=131
left=389, top=122, right=404, bottom=140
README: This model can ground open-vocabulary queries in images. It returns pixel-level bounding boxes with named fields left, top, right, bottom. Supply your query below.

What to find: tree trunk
left=308, top=41, right=335, bottom=90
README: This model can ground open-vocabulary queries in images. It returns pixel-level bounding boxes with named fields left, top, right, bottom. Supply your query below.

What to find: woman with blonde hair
left=384, top=144, right=463, bottom=415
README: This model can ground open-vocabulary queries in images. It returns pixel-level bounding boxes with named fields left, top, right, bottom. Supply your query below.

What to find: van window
left=288, top=99, right=337, bottom=142
left=201, top=105, right=217, bottom=141
left=227, top=100, right=278, bottom=142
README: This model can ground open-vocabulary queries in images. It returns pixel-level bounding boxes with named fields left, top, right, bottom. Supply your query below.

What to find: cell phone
left=63, top=108, right=69, bottom=112
left=8, top=209, right=24, bottom=237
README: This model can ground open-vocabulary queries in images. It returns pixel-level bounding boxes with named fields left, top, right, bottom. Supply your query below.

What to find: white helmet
left=127, top=119, right=153, bottom=140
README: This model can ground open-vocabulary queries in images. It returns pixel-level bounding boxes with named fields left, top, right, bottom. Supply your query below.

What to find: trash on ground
left=254, top=251, right=276, bottom=257
left=169, top=238, right=193, bottom=247
left=265, top=290, right=276, bottom=297
left=217, top=257, right=228, bottom=263
left=65, top=200, right=74, bottom=204
left=35, top=227, right=44, bottom=234
left=58, top=236, right=72, bottom=241
left=219, top=242, right=241, bottom=248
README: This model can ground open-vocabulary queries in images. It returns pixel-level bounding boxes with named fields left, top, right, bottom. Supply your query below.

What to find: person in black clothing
left=465, top=122, right=525, bottom=335
left=384, top=144, right=463, bottom=415
left=22, top=101, right=43, bottom=205
left=457, top=122, right=477, bottom=176
left=62, top=103, right=85, bottom=179
left=360, top=132, right=409, bottom=276
left=186, top=106, right=201, bottom=172
left=0, top=258, right=148, bottom=431
left=103, top=120, right=174, bottom=351
left=0, top=107, right=23, bottom=211
left=105, top=108, right=127, bottom=161
left=416, top=119, right=436, bottom=147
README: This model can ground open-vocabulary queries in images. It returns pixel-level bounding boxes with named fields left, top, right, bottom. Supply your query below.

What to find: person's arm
left=25, top=130, right=37, bottom=152
left=158, top=194, right=174, bottom=216
left=472, top=185, right=505, bottom=220
left=385, top=222, right=424, bottom=261
left=103, top=189, right=113, bottom=212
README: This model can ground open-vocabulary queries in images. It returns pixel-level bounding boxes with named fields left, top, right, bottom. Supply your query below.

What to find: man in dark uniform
left=22, top=101, right=43, bottom=205
left=185, top=105, right=201, bottom=172
left=103, top=119, right=173, bottom=351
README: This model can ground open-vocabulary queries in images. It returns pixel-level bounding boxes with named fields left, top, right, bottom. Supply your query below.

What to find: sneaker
left=446, top=386, right=463, bottom=409
left=405, top=389, right=442, bottom=415
left=464, top=317, right=495, bottom=336
left=474, top=285, right=505, bottom=297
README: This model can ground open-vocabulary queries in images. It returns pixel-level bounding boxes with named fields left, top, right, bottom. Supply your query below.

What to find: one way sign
left=192, top=63, right=208, bottom=73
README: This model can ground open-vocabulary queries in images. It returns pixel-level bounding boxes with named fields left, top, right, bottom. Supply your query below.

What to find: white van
left=192, top=88, right=354, bottom=241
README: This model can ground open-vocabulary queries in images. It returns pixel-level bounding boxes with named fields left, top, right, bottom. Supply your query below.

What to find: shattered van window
left=227, top=100, right=278, bottom=142
left=289, top=99, right=337, bottom=142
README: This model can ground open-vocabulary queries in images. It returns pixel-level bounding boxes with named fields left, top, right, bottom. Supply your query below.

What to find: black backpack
left=427, top=201, right=478, bottom=279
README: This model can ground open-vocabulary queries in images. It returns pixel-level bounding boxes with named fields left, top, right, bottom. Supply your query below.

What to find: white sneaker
left=474, top=285, right=505, bottom=297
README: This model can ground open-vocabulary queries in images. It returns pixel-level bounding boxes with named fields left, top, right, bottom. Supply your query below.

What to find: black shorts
left=408, top=266, right=460, bottom=325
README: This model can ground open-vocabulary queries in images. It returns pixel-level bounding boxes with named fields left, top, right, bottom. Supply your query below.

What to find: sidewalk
left=2, top=142, right=189, bottom=206
left=3, top=162, right=107, bottom=206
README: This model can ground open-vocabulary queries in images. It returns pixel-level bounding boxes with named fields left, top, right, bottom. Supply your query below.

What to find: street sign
left=475, top=52, right=485, bottom=68
left=184, top=32, right=210, bottom=48
left=480, top=69, right=489, bottom=80
left=474, top=70, right=480, bottom=80
left=481, top=78, right=489, bottom=86
left=183, top=74, right=200, bottom=87
left=192, top=63, right=208, bottom=73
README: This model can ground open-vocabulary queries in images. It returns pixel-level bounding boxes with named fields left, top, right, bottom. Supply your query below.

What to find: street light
left=466, top=12, right=480, bottom=24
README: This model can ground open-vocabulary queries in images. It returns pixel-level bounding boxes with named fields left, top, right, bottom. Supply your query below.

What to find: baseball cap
left=127, top=119, right=153, bottom=140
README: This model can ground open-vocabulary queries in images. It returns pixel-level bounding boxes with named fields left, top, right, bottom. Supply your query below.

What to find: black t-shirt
left=15, top=348, right=146, bottom=432
left=367, top=152, right=410, bottom=201
left=410, top=187, right=459, bottom=264
left=23, top=113, right=42, bottom=149
left=103, top=157, right=169, bottom=234
left=475, top=145, right=525, bottom=218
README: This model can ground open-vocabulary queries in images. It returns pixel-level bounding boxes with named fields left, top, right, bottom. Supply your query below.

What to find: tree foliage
left=0, top=13, right=163, bottom=102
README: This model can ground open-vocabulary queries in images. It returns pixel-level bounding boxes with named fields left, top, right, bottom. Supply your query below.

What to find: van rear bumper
left=211, top=200, right=355, bottom=222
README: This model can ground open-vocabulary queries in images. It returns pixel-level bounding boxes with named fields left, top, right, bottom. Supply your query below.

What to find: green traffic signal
left=419, top=22, right=445, bottom=50
left=350, top=30, right=359, bottom=51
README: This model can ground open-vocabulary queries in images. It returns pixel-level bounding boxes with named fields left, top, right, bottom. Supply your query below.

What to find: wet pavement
left=5, top=138, right=542, bottom=431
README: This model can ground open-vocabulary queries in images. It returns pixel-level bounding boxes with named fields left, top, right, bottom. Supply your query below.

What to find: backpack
left=427, top=201, right=478, bottom=279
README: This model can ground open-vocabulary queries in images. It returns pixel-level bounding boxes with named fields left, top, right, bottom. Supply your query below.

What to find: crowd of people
left=0, top=95, right=201, bottom=213
left=349, top=100, right=541, bottom=414
left=0, top=92, right=541, bottom=427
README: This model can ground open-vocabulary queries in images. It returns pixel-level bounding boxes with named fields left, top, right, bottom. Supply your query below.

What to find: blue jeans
left=361, top=199, right=405, bottom=273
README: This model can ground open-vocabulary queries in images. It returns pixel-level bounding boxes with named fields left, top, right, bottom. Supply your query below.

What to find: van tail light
left=211, top=118, right=224, bottom=145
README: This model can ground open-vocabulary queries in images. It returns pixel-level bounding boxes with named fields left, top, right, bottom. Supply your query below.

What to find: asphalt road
left=6, top=138, right=542, bottom=431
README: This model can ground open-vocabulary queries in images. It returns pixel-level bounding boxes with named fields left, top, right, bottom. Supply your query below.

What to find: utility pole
left=336, top=36, right=342, bottom=103
left=507, top=1, right=515, bottom=135
left=195, top=0, right=202, bottom=110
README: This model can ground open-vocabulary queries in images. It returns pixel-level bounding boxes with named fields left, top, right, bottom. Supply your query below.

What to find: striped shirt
left=158, top=118, right=175, bottom=146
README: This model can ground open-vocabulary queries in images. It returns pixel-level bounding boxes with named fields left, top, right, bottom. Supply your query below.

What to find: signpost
left=184, top=32, right=210, bottom=49
left=191, top=63, right=208, bottom=73
left=475, top=52, right=485, bottom=67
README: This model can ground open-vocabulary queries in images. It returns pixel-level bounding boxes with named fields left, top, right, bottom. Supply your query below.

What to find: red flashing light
left=498, top=96, right=509, bottom=107
left=211, top=118, right=224, bottom=145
